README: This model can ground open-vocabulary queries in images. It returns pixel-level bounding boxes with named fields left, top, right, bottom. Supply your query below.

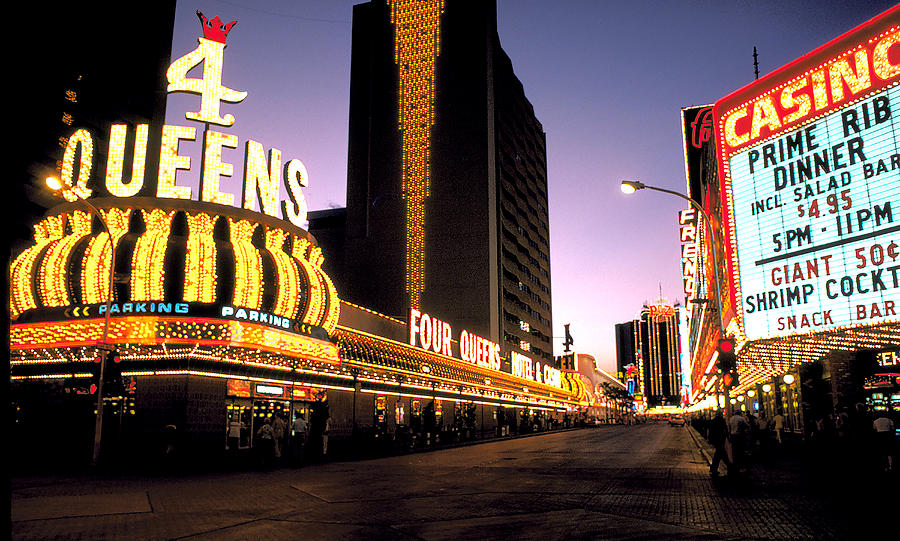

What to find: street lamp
left=46, top=176, right=117, bottom=467
left=622, top=179, right=731, bottom=414
left=620, top=180, right=725, bottom=333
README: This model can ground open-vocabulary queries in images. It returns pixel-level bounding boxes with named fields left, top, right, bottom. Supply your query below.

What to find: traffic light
left=715, top=338, right=736, bottom=372
left=104, top=350, right=123, bottom=396
left=716, top=338, right=739, bottom=389
left=89, top=354, right=103, bottom=394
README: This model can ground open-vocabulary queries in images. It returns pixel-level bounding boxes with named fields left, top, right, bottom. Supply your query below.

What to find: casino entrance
left=224, top=379, right=318, bottom=454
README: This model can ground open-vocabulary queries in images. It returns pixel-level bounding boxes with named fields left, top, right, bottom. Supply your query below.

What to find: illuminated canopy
left=10, top=198, right=340, bottom=347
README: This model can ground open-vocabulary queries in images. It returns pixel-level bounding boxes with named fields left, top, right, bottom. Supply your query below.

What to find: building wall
left=338, top=0, right=552, bottom=351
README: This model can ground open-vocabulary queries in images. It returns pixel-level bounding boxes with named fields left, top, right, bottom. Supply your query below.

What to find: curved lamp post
left=620, top=180, right=725, bottom=333
left=46, top=176, right=116, bottom=467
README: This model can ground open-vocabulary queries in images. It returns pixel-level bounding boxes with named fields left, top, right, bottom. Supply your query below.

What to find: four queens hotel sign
left=57, top=11, right=310, bottom=227
left=714, top=7, right=900, bottom=340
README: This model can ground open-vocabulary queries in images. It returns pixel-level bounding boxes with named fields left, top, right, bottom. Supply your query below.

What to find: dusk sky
left=165, top=0, right=897, bottom=373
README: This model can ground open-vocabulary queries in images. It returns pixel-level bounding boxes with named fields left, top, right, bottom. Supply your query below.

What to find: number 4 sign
left=166, top=11, right=248, bottom=127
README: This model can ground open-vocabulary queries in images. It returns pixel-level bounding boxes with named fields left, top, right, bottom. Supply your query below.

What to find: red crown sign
left=197, top=10, right=237, bottom=44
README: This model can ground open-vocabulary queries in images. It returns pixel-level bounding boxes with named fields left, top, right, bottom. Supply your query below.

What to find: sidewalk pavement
left=686, top=423, right=897, bottom=500
left=9, top=425, right=589, bottom=524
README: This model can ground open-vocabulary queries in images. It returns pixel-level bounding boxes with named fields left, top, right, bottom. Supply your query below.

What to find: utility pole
left=753, top=47, right=759, bottom=80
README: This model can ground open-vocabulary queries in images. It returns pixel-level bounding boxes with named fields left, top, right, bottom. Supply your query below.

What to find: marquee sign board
left=714, top=7, right=900, bottom=340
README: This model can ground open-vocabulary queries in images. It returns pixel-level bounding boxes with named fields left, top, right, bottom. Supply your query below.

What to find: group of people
left=707, top=409, right=788, bottom=477
left=706, top=405, right=897, bottom=478
left=808, top=404, right=896, bottom=474
left=252, top=406, right=331, bottom=469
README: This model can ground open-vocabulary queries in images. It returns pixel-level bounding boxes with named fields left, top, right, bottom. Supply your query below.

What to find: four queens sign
left=714, top=7, right=900, bottom=341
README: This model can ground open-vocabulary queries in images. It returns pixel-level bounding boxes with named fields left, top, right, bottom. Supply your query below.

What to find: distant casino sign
left=646, top=304, right=676, bottom=318
left=714, top=7, right=900, bottom=340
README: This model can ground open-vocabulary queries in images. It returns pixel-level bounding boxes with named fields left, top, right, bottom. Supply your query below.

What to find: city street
left=10, top=424, right=880, bottom=540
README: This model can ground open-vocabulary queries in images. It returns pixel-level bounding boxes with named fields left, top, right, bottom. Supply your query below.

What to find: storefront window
left=779, top=382, right=800, bottom=432
left=251, top=399, right=290, bottom=446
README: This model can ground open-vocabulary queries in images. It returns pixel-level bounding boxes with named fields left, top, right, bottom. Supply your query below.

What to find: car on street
left=668, top=414, right=685, bottom=426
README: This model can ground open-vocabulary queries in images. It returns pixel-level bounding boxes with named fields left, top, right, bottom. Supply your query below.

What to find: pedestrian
left=227, top=417, right=243, bottom=451
left=163, top=423, right=178, bottom=466
left=757, top=413, right=771, bottom=462
left=322, top=415, right=331, bottom=457
left=873, top=413, right=895, bottom=473
left=291, top=413, right=308, bottom=466
left=256, top=417, right=275, bottom=469
left=424, top=401, right=436, bottom=445
left=272, top=413, right=287, bottom=460
left=746, top=411, right=760, bottom=458
left=835, top=407, right=850, bottom=439
left=708, top=412, right=731, bottom=477
left=773, top=410, right=785, bottom=445
left=728, top=410, right=750, bottom=473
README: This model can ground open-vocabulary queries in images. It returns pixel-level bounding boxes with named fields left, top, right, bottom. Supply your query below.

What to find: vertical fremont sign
left=714, top=7, right=900, bottom=340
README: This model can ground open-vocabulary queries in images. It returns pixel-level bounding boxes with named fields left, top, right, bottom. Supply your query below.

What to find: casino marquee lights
left=714, top=9, right=900, bottom=343
left=10, top=10, right=342, bottom=368
left=9, top=201, right=339, bottom=333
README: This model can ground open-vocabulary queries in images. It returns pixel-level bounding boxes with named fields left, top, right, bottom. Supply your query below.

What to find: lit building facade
left=615, top=302, right=683, bottom=409
left=686, top=6, right=900, bottom=432
left=10, top=5, right=577, bottom=468
left=313, top=0, right=554, bottom=367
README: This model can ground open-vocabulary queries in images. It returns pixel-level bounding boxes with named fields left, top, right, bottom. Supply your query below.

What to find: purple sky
left=165, top=0, right=896, bottom=373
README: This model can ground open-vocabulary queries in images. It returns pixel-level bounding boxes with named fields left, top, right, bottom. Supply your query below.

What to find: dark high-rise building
left=15, top=3, right=176, bottom=258
left=312, top=0, right=553, bottom=364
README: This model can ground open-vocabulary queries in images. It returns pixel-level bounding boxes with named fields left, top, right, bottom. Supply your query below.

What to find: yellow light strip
left=82, top=208, right=131, bottom=304
left=292, top=237, right=325, bottom=326
left=229, top=218, right=264, bottom=309
left=389, top=0, right=445, bottom=309
left=10, top=317, right=341, bottom=364
left=10, top=217, right=61, bottom=318
left=265, top=228, right=298, bottom=317
left=184, top=212, right=218, bottom=303
left=38, top=211, right=92, bottom=307
left=132, top=209, right=175, bottom=301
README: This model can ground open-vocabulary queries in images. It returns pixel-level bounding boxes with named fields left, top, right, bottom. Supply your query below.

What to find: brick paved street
left=10, top=424, right=888, bottom=540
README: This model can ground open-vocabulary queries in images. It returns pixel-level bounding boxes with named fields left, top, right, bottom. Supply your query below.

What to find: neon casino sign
left=407, top=308, right=562, bottom=387
left=56, top=10, right=310, bottom=227
left=409, top=308, right=501, bottom=371
left=714, top=7, right=900, bottom=340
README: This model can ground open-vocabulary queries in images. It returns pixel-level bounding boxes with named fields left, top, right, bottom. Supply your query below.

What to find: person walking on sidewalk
left=873, top=413, right=895, bottom=473
left=256, top=417, right=276, bottom=470
left=728, top=410, right=751, bottom=473
left=291, top=413, right=308, bottom=467
left=757, top=412, right=773, bottom=463
left=773, top=410, right=785, bottom=445
left=272, top=413, right=287, bottom=461
left=708, top=412, right=731, bottom=477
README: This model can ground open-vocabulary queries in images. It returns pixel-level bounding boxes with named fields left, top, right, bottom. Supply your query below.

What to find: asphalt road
left=10, top=424, right=869, bottom=540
